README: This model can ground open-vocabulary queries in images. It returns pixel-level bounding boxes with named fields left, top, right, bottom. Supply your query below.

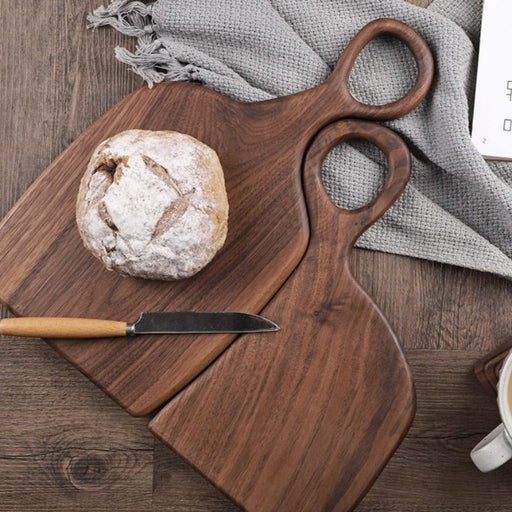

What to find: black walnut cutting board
left=0, top=19, right=433, bottom=416
left=150, top=120, right=415, bottom=512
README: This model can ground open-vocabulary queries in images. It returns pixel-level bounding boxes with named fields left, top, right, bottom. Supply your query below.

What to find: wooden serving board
left=0, top=19, right=432, bottom=416
left=474, top=340, right=512, bottom=397
left=0, top=81, right=310, bottom=416
left=150, top=120, right=415, bottom=512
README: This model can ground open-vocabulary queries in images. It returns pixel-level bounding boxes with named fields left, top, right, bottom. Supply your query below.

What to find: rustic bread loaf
left=76, top=129, right=228, bottom=280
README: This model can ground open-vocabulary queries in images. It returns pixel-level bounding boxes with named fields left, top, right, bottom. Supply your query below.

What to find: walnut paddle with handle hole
left=149, top=119, right=415, bottom=512
left=0, top=312, right=280, bottom=338
left=0, top=18, right=433, bottom=415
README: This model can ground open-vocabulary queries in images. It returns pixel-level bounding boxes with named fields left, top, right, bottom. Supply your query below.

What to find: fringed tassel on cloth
left=88, top=0, right=195, bottom=87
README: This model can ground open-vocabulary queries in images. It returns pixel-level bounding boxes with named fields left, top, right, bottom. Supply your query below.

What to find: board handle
left=303, top=119, right=411, bottom=251
left=323, top=18, right=434, bottom=120
left=0, top=317, right=128, bottom=338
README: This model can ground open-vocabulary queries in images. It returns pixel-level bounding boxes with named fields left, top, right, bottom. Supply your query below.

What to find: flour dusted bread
left=76, top=130, right=228, bottom=280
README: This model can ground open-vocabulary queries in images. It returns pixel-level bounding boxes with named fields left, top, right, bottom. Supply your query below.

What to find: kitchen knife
left=0, top=312, right=280, bottom=339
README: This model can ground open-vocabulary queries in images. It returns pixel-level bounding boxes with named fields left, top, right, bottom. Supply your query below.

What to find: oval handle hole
left=321, top=139, right=387, bottom=211
left=348, top=35, right=418, bottom=107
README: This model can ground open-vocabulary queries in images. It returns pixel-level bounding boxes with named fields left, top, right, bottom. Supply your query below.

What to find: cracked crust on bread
left=76, top=129, right=229, bottom=280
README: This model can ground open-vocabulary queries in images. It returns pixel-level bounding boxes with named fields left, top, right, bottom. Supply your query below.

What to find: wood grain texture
left=0, top=17, right=433, bottom=416
left=152, top=350, right=512, bottom=512
left=5, top=1, right=512, bottom=511
left=358, top=350, right=512, bottom=512
left=0, top=317, right=127, bottom=338
left=474, top=340, right=512, bottom=397
left=150, top=120, right=415, bottom=512
left=152, top=441, right=241, bottom=512
left=0, top=337, right=154, bottom=512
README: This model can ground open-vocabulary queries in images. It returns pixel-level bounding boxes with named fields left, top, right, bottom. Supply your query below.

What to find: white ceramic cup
left=471, top=350, right=512, bottom=472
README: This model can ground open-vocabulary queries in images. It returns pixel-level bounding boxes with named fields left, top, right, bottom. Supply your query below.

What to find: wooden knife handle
left=0, top=317, right=128, bottom=338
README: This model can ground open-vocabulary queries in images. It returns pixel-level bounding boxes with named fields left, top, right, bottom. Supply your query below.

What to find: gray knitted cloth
left=89, top=0, right=512, bottom=279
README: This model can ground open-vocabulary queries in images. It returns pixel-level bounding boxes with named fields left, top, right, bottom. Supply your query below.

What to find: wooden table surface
left=2, top=1, right=512, bottom=511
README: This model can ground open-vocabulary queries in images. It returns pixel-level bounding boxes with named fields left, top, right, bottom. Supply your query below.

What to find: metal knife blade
left=128, top=311, right=280, bottom=335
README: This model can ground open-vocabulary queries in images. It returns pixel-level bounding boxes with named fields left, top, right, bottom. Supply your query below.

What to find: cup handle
left=471, top=423, right=512, bottom=472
